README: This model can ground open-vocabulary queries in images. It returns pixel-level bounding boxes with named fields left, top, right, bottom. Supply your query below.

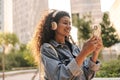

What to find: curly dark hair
left=41, top=10, right=70, bottom=45
left=30, top=10, right=70, bottom=64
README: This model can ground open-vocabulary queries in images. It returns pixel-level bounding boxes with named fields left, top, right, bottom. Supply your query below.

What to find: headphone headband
left=52, top=11, right=59, bottom=18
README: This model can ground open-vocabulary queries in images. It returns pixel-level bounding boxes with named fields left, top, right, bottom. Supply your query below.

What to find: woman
left=32, top=10, right=103, bottom=80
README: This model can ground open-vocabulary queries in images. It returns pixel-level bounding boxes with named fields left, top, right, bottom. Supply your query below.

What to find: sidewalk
left=0, top=69, right=37, bottom=78
left=92, top=78, right=120, bottom=80
left=0, top=70, right=120, bottom=80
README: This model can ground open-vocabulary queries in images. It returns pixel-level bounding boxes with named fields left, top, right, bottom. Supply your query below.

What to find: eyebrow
left=63, top=19, right=71, bottom=22
left=63, top=19, right=71, bottom=24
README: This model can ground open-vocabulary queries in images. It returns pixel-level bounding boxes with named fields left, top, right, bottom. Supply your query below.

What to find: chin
left=65, top=34, right=70, bottom=37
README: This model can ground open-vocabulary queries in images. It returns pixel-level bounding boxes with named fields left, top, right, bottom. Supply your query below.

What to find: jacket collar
left=49, top=40, right=63, bottom=48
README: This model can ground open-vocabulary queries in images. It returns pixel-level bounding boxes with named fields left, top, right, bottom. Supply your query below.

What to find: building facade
left=0, top=0, right=13, bottom=32
left=13, top=0, right=48, bottom=43
left=71, top=0, right=102, bottom=24
left=110, top=0, right=120, bottom=37
left=2, top=0, right=103, bottom=44
left=0, top=0, right=3, bottom=32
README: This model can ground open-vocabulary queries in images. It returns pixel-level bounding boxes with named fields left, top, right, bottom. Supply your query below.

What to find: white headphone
left=51, top=11, right=59, bottom=30
left=51, top=22, right=57, bottom=30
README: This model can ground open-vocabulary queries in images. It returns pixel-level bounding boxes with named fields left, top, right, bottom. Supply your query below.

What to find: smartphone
left=92, top=24, right=101, bottom=37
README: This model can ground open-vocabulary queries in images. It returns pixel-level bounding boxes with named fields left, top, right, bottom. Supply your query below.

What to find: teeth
left=65, top=29, right=70, bottom=33
left=66, top=31, right=69, bottom=33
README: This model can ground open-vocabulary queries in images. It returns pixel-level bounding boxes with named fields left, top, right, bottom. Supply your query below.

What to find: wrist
left=75, top=50, right=86, bottom=66
left=91, top=52, right=99, bottom=63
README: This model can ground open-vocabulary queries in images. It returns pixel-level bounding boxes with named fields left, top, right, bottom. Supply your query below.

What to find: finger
left=93, top=43, right=98, bottom=49
left=97, top=38, right=103, bottom=44
left=90, top=36, right=96, bottom=40
left=91, top=40, right=98, bottom=44
left=90, top=41, right=98, bottom=49
left=96, top=42, right=103, bottom=48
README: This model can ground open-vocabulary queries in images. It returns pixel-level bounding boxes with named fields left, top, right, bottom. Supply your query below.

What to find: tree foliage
left=100, top=12, right=120, bottom=47
left=96, top=59, right=120, bottom=77
left=0, top=44, right=36, bottom=70
left=72, top=13, right=92, bottom=41
left=0, top=32, right=19, bottom=46
left=0, top=32, right=36, bottom=70
left=72, top=12, right=120, bottom=47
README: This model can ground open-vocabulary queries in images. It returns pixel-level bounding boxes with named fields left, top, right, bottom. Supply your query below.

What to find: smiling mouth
left=65, top=29, right=70, bottom=33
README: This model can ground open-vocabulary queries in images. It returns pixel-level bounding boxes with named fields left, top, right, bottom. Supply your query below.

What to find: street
left=0, top=70, right=120, bottom=80
left=0, top=72, right=39, bottom=80
left=0, top=69, right=39, bottom=80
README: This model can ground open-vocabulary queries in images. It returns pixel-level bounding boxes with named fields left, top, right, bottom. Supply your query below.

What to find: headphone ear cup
left=51, top=22, right=57, bottom=30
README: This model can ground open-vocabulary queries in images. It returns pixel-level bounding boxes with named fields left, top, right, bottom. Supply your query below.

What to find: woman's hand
left=91, top=37, right=103, bottom=62
left=82, top=36, right=99, bottom=56
left=76, top=36, right=100, bottom=66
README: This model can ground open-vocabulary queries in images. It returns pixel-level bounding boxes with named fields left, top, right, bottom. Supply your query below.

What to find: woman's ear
left=51, top=22, right=57, bottom=30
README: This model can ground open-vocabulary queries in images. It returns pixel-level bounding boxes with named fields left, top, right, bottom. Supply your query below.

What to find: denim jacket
left=41, top=40, right=100, bottom=80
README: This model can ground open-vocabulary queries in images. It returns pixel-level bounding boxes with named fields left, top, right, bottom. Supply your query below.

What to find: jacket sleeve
left=73, top=45, right=101, bottom=80
left=41, top=43, right=83, bottom=80
left=83, top=57, right=101, bottom=80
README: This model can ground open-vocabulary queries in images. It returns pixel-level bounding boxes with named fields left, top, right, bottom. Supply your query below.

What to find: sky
left=49, top=0, right=115, bottom=12
left=48, top=0, right=71, bottom=13
left=100, top=0, right=115, bottom=12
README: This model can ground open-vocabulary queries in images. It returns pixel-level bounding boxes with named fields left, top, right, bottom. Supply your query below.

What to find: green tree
left=0, top=32, right=19, bottom=46
left=20, top=43, right=35, bottom=66
left=100, top=12, right=120, bottom=47
left=72, top=13, right=92, bottom=41
left=0, top=32, right=19, bottom=70
left=2, top=43, right=35, bottom=70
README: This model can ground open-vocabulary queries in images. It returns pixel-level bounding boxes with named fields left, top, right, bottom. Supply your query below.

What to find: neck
left=55, top=35, right=65, bottom=44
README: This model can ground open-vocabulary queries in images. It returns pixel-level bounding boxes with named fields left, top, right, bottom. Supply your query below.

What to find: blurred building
left=110, top=0, right=120, bottom=37
left=0, top=0, right=13, bottom=32
left=12, top=0, right=48, bottom=43
left=1, top=0, right=103, bottom=44
left=102, top=42, right=120, bottom=61
left=2, top=0, right=71, bottom=44
left=71, top=0, right=103, bottom=24
left=108, top=0, right=120, bottom=59
left=0, top=0, right=3, bottom=32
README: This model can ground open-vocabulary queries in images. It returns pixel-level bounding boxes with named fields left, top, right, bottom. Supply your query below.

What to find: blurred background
left=0, top=0, right=120, bottom=80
